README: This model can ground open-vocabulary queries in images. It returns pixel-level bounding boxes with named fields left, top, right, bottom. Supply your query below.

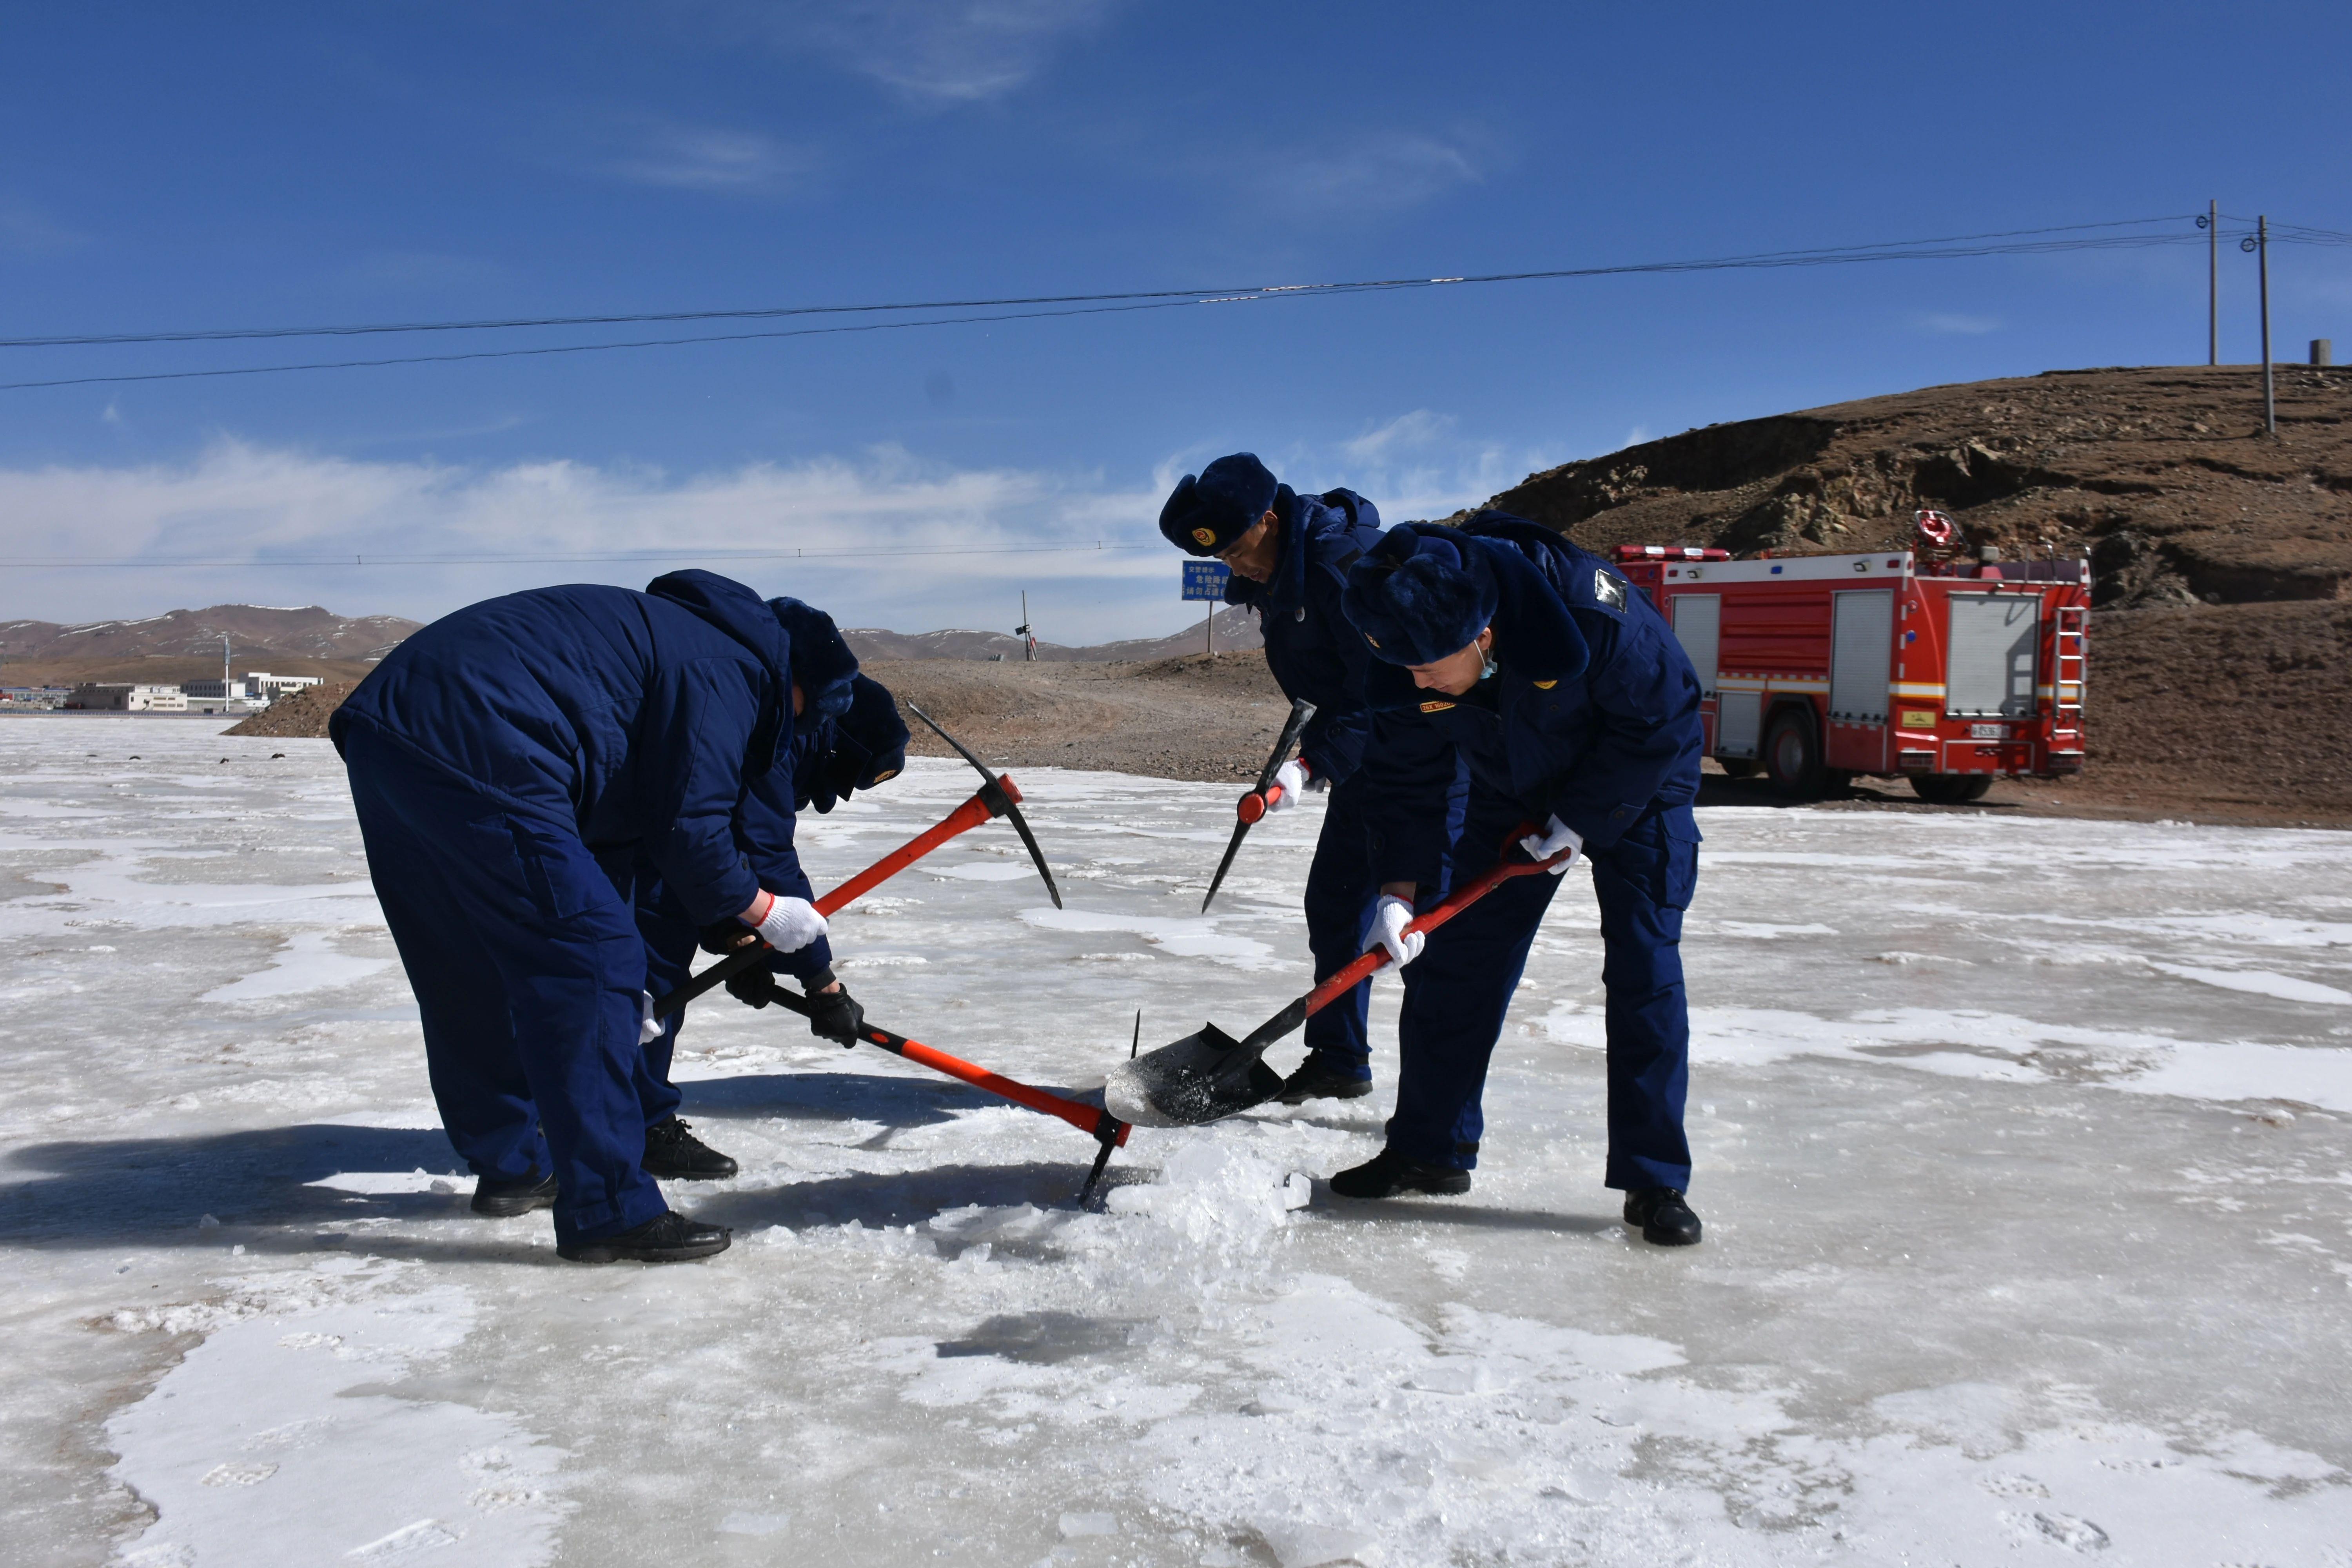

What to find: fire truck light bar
left=1615, top=545, right=1732, bottom=561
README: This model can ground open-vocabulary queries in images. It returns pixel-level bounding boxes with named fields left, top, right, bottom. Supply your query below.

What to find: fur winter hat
left=1158, top=452, right=1279, bottom=556
left=1342, top=526, right=1499, bottom=665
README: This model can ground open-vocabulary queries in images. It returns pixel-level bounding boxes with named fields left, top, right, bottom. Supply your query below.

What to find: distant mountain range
left=0, top=605, right=425, bottom=686
left=0, top=601, right=1261, bottom=685
left=844, top=606, right=1260, bottom=664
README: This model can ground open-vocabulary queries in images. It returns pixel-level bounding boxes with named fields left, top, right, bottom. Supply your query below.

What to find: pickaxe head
left=903, top=701, right=1062, bottom=909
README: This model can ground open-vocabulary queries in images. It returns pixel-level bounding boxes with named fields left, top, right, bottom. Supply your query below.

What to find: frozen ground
left=3, top=716, right=2350, bottom=1568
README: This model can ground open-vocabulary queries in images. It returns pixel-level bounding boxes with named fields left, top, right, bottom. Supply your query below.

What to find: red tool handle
left=1236, top=782, right=1283, bottom=824
left=1298, top=822, right=1559, bottom=1019
left=882, top=1031, right=1131, bottom=1146
left=812, top=777, right=1017, bottom=916
left=653, top=778, right=1019, bottom=1019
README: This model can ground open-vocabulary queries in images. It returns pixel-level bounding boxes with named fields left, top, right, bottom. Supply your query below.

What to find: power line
left=0, top=539, right=1157, bottom=571
left=0, top=214, right=2210, bottom=352
left=0, top=214, right=2259, bottom=392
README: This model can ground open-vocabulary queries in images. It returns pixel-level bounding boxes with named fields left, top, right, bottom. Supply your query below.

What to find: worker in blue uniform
left=632, top=660, right=912, bottom=1178
left=1338, top=514, right=1707, bottom=1245
left=1160, top=453, right=1463, bottom=1104
left=332, top=570, right=852, bottom=1263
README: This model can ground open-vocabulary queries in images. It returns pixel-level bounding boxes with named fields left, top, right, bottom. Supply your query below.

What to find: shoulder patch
left=1533, top=679, right=1557, bottom=690
left=1591, top=569, right=1628, bottom=610
left=1419, top=700, right=1456, bottom=713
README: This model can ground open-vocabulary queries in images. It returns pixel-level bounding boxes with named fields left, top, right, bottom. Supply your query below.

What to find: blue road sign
left=1181, top=560, right=1231, bottom=601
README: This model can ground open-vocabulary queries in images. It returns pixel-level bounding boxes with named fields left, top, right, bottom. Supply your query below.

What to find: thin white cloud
left=1342, top=410, right=1456, bottom=464
left=1249, top=131, right=1483, bottom=215
left=1916, top=311, right=2003, bottom=336
left=0, top=441, right=1175, bottom=640
left=0, top=199, right=89, bottom=257
left=766, top=0, right=1117, bottom=105
left=608, top=123, right=817, bottom=192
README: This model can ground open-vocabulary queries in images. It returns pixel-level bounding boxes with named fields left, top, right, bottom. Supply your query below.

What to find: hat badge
left=1192, top=527, right=1216, bottom=547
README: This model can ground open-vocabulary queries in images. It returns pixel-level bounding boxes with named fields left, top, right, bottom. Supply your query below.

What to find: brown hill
left=1481, top=364, right=2350, bottom=606
left=0, top=604, right=419, bottom=688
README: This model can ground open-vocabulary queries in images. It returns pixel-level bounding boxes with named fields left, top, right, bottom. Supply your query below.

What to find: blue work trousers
left=343, top=725, right=671, bottom=1245
left=1388, top=795, right=1699, bottom=1190
left=1299, top=771, right=1466, bottom=1079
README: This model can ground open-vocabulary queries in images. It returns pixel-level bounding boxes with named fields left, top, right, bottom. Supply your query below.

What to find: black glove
left=806, top=983, right=865, bottom=1046
left=699, top=918, right=762, bottom=958
left=724, top=966, right=777, bottom=1009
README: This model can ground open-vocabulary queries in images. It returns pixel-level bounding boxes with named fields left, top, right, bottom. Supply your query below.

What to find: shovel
left=1106, top=822, right=1566, bottom=1127
left=755, top=984, right=1132, bottom=1203
left=653, top=768, right=1053, bottom=1020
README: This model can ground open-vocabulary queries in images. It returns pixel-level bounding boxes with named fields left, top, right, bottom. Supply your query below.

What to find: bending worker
left=1160, top=453, right=1458, bottom=1105
left=1337, top=513, right=1707, bottom=1245
left=332, top=570, right=847, bottom=1264
left=633, top=659, right=913, bottom=1176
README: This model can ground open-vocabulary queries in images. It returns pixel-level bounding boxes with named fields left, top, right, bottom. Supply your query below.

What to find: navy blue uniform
left=1228, top=488, right=1461, bottom=1079
left=332, top=571, right=817, bottom=1245
left=1356, top=515, right=1704, bottom=1187
left=633, top=682, right=846, bottom=1116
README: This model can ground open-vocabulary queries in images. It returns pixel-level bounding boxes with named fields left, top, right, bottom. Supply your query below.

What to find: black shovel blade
left=1103, top=1023, right=1283, bottom=1128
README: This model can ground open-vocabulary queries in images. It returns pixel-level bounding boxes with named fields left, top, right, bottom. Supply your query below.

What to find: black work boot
left=1275, top=1056, right=1376, bottom=1106
left=557, top=1210, right=732, bottom=1263
left=641, top=1116, right=739, bottom=1180
left=1329, top=1147, right=1472, bottom=1199
left=470, top=1171, right=558, bottom=1218
left=1624, top=1186, right=1703, bottom=1246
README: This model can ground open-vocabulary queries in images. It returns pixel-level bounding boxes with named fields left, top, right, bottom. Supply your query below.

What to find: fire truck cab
left=1613, top=542, right=2089, bottom=802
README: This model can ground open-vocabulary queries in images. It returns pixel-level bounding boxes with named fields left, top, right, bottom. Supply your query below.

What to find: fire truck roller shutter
left=1829, top=590, right=1893, bottom=724
left=1669, top=594, right=1720, bottom=698
left=1945, top=594, right=2041, bottom=719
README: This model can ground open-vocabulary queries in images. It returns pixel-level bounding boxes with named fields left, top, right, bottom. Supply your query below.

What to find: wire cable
left=0, top=221, right=2238, bottom=393
left=0, top=213, right=2213, bottom=352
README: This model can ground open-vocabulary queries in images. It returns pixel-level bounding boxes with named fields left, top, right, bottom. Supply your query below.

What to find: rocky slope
left=1481, top=364, right=2350, bottom=608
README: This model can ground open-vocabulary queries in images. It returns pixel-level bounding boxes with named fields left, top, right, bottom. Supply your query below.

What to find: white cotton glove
left=637, top=991, right=665, bottom=1045
left=1519, top=815, right=1583, bottom=873
left=1364, top=893, right=1425, bottom=967
left=742, top=890, right=828, bottom=954
left=1267, top=757, right=1309, bottom=812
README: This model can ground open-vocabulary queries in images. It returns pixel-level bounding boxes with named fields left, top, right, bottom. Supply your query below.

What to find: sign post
left=1181, top=561, right=1231, bottom=656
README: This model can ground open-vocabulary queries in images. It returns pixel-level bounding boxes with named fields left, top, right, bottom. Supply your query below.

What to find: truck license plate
left=1969, top=723, right=2006, bottom=739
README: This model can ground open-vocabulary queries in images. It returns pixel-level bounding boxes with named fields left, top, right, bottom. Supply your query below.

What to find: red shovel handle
left=1298, top=821, right=1559, bottom=1019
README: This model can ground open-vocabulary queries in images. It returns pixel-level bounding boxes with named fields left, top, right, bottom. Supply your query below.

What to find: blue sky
left=4, top=2, right=2347, bottom=641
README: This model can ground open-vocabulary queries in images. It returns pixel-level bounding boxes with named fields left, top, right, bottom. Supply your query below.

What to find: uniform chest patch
left=1419, top=700, right=1456, bottom=713
left=1533, top=679, right=1557, bottom=690
left=1592, top=570, right=1628, bottom=610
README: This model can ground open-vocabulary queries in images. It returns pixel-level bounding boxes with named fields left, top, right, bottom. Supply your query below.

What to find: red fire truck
left=1612, top=526, right=2088, bottom=802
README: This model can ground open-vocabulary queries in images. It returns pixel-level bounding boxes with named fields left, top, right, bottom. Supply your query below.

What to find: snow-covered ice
left=3, top=716, right=2349, bottom=1566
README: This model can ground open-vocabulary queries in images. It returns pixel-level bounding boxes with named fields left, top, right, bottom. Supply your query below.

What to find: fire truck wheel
left=1716, top=759, right=1762, bottom=779
left=1763, top=710, right=1826, bottom=799
left=1910, top=774, right=1994, bottom=804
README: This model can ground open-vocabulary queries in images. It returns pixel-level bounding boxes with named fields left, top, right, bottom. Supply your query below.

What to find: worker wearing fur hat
left=632, top=653, right=911, bottom=1180
left=1339, top=512, right=1707, bottom=1245
left=1160, top=453, right=1465, bottom=1105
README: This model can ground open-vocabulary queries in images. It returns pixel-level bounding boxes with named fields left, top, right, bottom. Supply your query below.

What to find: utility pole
left=2206, top=198, right=2218, bottom=366
left=2257, top=214, right=2275, bottom=434
left=1205, top=606, right=1214, bottom=657
left=221, top=635, right=230, bottom=696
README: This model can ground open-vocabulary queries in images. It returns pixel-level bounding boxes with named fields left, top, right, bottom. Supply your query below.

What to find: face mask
left=1479, top=641, right=1499, bottom=681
